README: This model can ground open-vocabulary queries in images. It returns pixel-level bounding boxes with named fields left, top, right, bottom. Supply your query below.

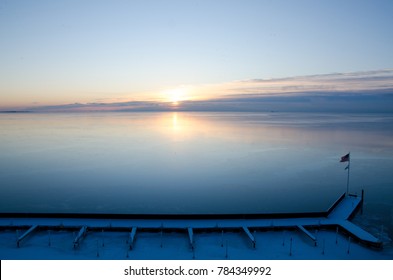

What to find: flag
left=340, top=153, right=350, bottom=162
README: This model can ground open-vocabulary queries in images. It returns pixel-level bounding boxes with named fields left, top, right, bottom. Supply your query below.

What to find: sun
left=162, top=87, right=188, bottom=105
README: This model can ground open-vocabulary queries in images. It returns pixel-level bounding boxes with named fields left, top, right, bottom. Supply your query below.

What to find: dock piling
left=225, top=240, right=228, bottom=259
left=221, top=230, right=224, bottom=247
left=48, top=230, right=51, bottom=247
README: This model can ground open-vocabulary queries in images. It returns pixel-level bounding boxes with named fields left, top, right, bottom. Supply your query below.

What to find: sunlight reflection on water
left=0, top=112, right=392, bottom=215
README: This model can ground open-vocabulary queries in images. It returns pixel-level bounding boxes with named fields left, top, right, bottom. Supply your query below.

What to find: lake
left=0, top=112, right=392, bottom=222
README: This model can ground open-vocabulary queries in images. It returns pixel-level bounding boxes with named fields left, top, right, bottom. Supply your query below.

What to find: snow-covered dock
left=0, top=192, right=385, bottom=259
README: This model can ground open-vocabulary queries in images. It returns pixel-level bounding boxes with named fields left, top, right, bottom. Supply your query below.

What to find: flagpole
left=346, top=152, right=350, bottom=196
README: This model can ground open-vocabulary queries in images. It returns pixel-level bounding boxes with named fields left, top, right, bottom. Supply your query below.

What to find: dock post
left=160, top=226, right=163, bottom=248
left=48, top=230, right=51, bottom=247
left=96, top=239, right=100, bottom=257
left=380, top=225, right=384, bottom=240
left=225, top=240, right=228, bottom=259
left=221, top=230, right=224, bottom=247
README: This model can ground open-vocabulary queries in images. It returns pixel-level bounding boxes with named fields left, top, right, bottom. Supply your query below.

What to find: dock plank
left=73, top=226, right=87, bottom=248
left=188, top=227, right=194, bottom=249
left=1, top=193, right=382, bottom=249
left=17, top=225, right=38, bottom=247
left=328, top=195, right=362, bottom=220
left=297, top=225, right=317, bottom=245
left=129, top=227, right=137, bottom=249
left=242, top=226, right=256, bottom=248
left=339, top=221, right=381, bottom=247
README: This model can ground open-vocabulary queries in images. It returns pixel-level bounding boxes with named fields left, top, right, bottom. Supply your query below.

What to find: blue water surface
left=0, top=112, right=392, bottom=216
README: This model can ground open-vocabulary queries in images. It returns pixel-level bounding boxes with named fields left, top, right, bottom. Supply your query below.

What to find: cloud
left=218, top=69, right=393, bottom=97
left=18, top=69, right=393, bottom=113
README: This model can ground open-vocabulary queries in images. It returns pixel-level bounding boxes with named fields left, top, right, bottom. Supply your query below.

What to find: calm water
left=0, top=112, right=393, bottom=220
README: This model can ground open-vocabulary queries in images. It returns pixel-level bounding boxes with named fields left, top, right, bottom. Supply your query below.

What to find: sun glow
left=162, top=87, right=189, bottom=105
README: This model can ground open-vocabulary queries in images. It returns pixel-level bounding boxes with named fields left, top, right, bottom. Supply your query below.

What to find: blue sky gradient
left=1, top=0, right=393, bottom=109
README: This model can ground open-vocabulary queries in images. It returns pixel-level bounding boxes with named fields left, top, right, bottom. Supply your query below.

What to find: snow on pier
left=16, top=225, right=38, bottom=248
left=0, top=192, right=385, bottom=259
left=128, top=226, right=137, bottom=250
left=242, top=226, right=256, bottom=248
left=187, top=227, right=194, bottom=249
left=296, top=225, right=317, bottom=246
left=73, top=226, right=87, bottom=248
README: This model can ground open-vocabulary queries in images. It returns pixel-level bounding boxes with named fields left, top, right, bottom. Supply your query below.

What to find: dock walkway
left=0, top=193, right=382, bottom=249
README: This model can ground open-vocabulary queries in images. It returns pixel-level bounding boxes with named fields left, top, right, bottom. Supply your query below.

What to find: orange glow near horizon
left=160, top=86, right=193, bottom=106
left=2, top=70, right=393, bottom=110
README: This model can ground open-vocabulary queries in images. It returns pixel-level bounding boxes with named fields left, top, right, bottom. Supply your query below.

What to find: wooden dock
left=0, top=192, right=382, bottom=249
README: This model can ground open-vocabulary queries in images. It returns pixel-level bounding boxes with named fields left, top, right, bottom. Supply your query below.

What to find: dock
left=16, top=225, right=38, bottom=247
left=0, top=191, right=383, bottom=257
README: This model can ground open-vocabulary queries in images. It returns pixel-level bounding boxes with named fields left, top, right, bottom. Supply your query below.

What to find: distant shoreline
left=0, top=110, right=32, bottom=113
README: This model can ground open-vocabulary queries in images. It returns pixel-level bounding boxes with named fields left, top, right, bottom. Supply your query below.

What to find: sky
left=1, top=0, right=393, bottom=109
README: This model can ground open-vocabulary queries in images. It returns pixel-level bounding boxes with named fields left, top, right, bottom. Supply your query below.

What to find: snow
left=296, top=225, right=317, bottom=244
left=327, top=195, right=361, bottom=220
left=339, top=221, right=380, bottom=243
left=0, top=227, right=391, bottom=260
left=16, top=225, right=38, bottom=247
left=1, top=195, right=390, bottom=260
